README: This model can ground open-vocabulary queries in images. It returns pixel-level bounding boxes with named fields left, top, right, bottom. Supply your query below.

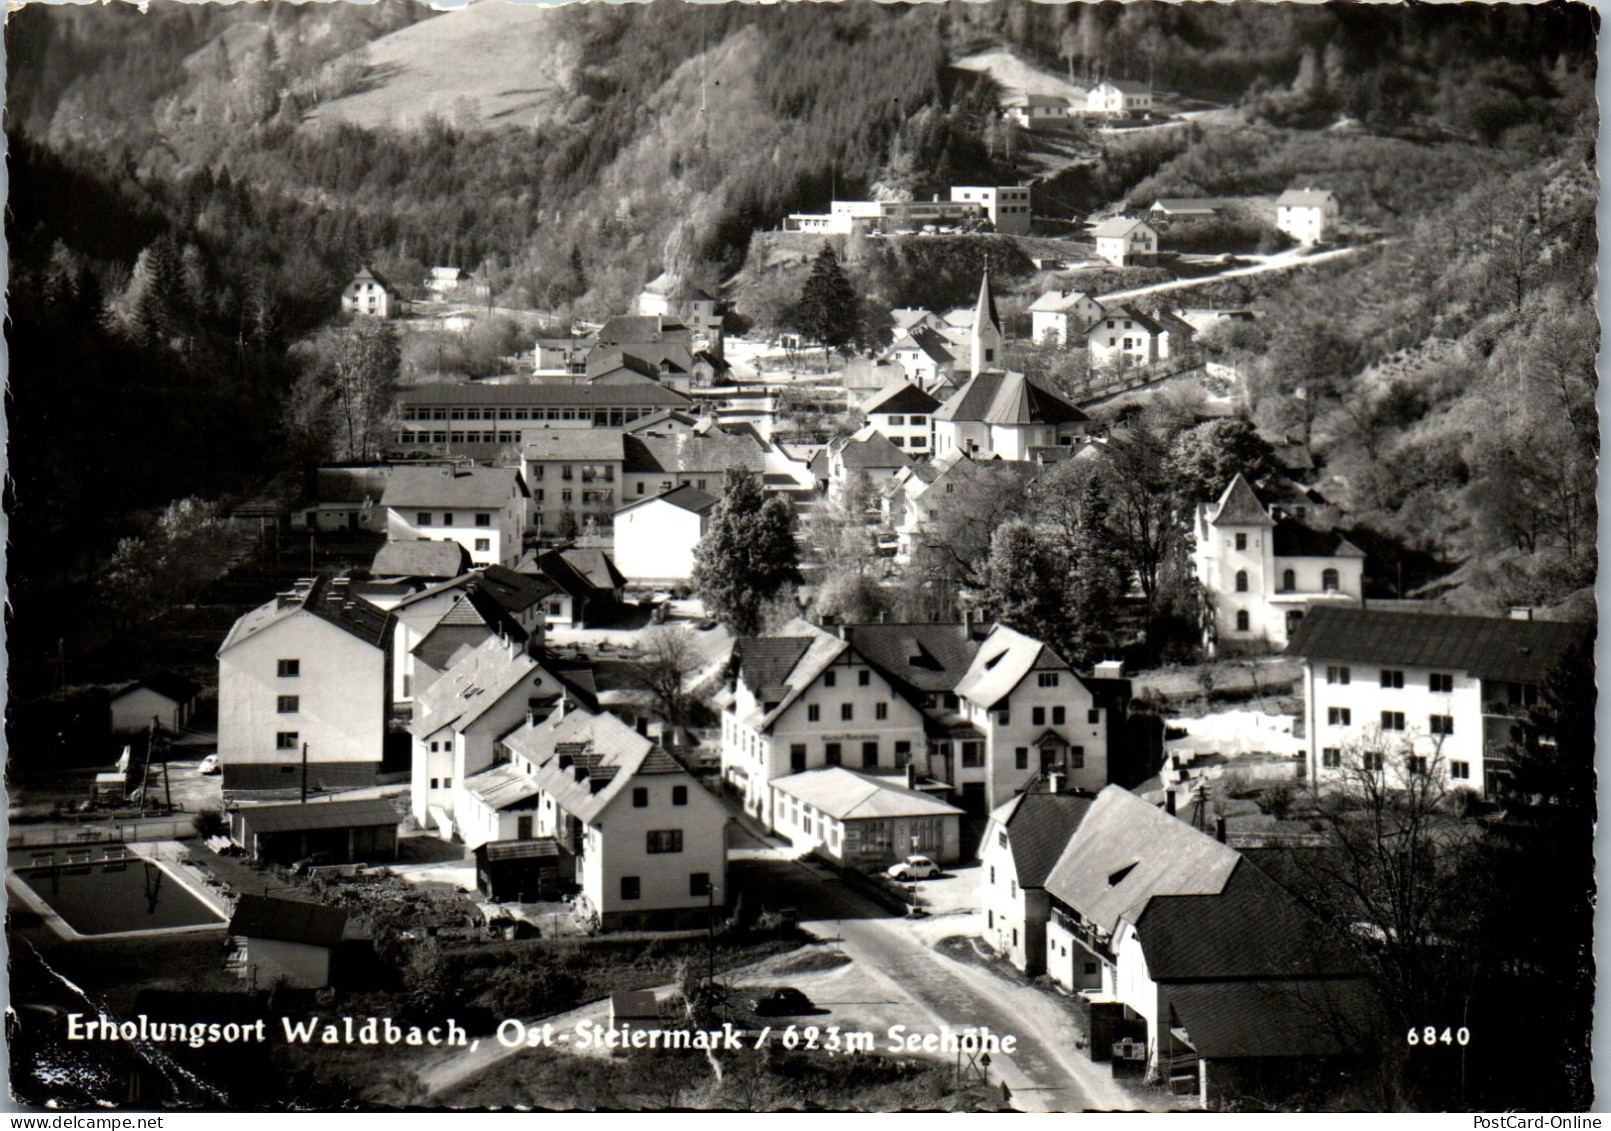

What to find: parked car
left=887, top=855, right=940, bottom=881
left=197, top=755, right=221, bottom=776
left=749, top=987, right=814, bottom=1017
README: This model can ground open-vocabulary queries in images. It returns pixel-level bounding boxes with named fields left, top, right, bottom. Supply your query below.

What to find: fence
left=7, top=816, right=197, bottom=849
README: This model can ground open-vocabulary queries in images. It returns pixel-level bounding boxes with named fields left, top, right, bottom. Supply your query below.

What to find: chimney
left=1165, top=788, right=1176, bottom=816
left=905, top=763, right=917, bottom=790
left=1216, top=814, right=1228, bottom=843
left=1046, top=771, right=1062, bottom=795
left=636, top=716, right=649, bottom=737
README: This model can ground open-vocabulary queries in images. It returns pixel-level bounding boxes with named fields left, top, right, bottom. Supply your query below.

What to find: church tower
left=970, top=269, right=1003, bottom=378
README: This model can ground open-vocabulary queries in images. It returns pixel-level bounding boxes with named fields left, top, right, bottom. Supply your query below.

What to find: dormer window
left=1108, top=862, right=1138, bottom=886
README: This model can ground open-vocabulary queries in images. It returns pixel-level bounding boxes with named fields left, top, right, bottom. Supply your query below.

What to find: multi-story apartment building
left=1288, top=606, right=1591, bottom=797
left=1192, top=475, right=1365, bottom=654
left=950, top=185, right=1033, bottom=235
left=522, top=430, right=623, bottom=535
left=486, top=706, right=729, bottom=931
left=381, top=465, right=529, bottom=568
left=217, top=576, right=396, bottom=790
left=860, top=382, right=940, bottom=454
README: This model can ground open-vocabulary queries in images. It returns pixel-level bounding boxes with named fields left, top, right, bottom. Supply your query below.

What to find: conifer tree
left=693, top=470, right=802, bottom=637
left=795, top=244, right=860, bottom=364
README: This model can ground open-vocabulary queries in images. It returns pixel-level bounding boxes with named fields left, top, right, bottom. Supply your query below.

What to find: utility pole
left=706, top=883, right=719, bottom=986
left=301, top=741, right=309, bottom=804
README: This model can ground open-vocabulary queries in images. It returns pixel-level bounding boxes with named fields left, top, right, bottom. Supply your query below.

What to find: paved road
left=1096, top=242, right=1376, bottom=304
left=724, top=815, right=1154, bottom=1111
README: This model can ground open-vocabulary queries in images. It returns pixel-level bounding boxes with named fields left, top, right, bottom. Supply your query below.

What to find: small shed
left=110, top=675, right=202, bottom=735
left=227, top=894, right=348, bottom=989
left=474, top=837, right=573, bottom=903
left=230, top=798, right=400, bottom=866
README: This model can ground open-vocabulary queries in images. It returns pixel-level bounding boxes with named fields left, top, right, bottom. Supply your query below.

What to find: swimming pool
left=13, top=853, right=227, bottom=936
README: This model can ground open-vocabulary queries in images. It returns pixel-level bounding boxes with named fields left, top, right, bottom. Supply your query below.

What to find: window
left=824, top=671, right=836, bottom=688
left=894, top=741, right=911, bottom=767
left=646, top=830, right=683, bottom=854
left=1037, top=673, right=1060, bottom=688
left=1322, top=568, right=1340, bottom=593
left=825, top=743, right=842, bottom=766
left=416, top=512, right=432, bottom=526
left=841, top=703, right=854, bottom=721
left=888, top=415, right=905, bottom=426
left=1326, top=666, right=1351, bottom=685
left=1430, top=673, right=1454, bottom=693
left=277, top=659, right=300, bottom=678
left=962, top=742, right=984, bottom=767
left=276, top=732, right=299, bottom=750
left=858, top=670, right=871, bottom=687
left=1322, top=747, right=1342, bottom=768
left=1052, top=706, right=1066, bottom=725
left=1430, top=715, right=1454, bottom=736
left=807, top=704, right=820, bottom=722
left=875, top=702, right=888, bottom=720
left=862, top=741, right=878, bottom=768
left=1069, top=745, right=1085, bottom=769
left=475, top=539, right=491, bottom=552
left=1363, top=750, right=1384, bottom=773
left=1235, top=533, right=1247, bottom=551
left=276, top=696, right=299, bottom=713
left=1408, top=755, right=1428, bottom=776
left=1281, top=569, right=1296, bottom=593
left=1088, top=709, right=1101, bottom=725
left=1451, top=761, right=1471, bottom=780
left=673, top=785, right=688, bottom=806
left=430, top=778, right=439, bottom=789
left=475, top=513, right=491, bottom=527
left=1015, top=747, right=1029, bottom=770
left=696, top=479, right=708, bottom=491
left=1381, top=711, right=1406, bottom=732
left=1235, top=570, right=1249, bottom=593
left=1236, top=610, right=1250, bottom=632
left=690, top=873, right=711, bottom=897
left=441, top=512, right=454, bottom=525
left=998, top=709, right=1011, bottom=726
left=790, top=744, right=807, bottom=771
left=632, top=787, right=648, bottom=808
left=1032, top=707, right=1045, bottom=727
left=1328, top=707, right=1352, bottom=726
left=621, top=876, right=641, bottom=900
left=1381, top=669, right=1404, bottom=689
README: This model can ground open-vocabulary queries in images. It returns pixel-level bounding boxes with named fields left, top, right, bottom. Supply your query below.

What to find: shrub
left=192, top=807, right=225, bottom=838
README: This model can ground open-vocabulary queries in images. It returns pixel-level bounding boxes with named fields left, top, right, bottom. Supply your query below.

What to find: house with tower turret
left=1192, top=474, right=1365, bottom=655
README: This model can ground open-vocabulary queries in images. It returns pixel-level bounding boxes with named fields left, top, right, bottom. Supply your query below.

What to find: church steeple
left=970, top=268, right=1003, bottom=377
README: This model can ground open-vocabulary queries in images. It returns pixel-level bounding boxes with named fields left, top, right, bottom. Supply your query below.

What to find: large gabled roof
left=1207, top=473, right=1276, bottom=527
left=734, top=637, right=815, bottom=702
left=523, top=430, right=627, bottom=462
left=1090, top=216, right=1153, bottom=239
left=499, top=706, right=690, bottom=825
left=409, top=636, right=552, bottom=738
left=733, top=619, right=847, bottom=731
left=1285, top=606, right=1591, bottom=684
left=862, top=382, right=942, bottom=417
left=381, top=465, right=525, bottom=510
left=397, top=381, right=693, bottom=408
left=235, top=798, right=401, bottom=835
left=956, top=624, right=1077, bottom=711
left=772, top=767, right=964, bottom=821
left=531, top=548, right=626, bottom=599
left=1043, top=785, right=1241, bottom=937
left=1272, top=518, right=1364, bottom=559
left=614, top=484, right=718, bottom=518
left=220, top=576, right=395, bottom=653
left=1277, top=188, right=1336, bottom=207
left=1029, top=290, right=1101, bottom=314
left=828, top=426, right=913, bottom=471
left=371, top=539, right=472, bottom=580
left=840, top=622, right=980, bottom=696
left=595, top=315, right=691, bottom=346
left=933, top=370, right=1088, bottom=428
left=989, top=791, right=1096, bottom=889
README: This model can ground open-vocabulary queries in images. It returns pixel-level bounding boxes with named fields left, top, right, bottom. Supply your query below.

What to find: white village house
left=381, top=465, right=529, bottom=569
left=1091, top=217, right=1158, bottom=267
left=1275, top=187, right=1339, bottom=244
left=612, top=484, right=719, bottom=586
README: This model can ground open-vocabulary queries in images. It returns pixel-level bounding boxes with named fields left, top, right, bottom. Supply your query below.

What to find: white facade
left=1276, top=191, right=1339, bottom=244
left=341, top=272, right=394, bottom=318
left=980, top=817, right=1037, bottom=971
left=1300, top=660, right=1491, bottom=796
left=866, top=409, right=933, bottom=454
left=1030, top=292, right=1106, bottom=346
left=1093, top=220, right=1158, bottom=267
left=1086, top=311, right=1162, bottom=368
left=1087, top=81, right=1154, bottom=115
left=951, top=186, right=1033, bottom=235
left=385, top=497, right=524, bottom=569
left=612, top=493, right=710, bottom=584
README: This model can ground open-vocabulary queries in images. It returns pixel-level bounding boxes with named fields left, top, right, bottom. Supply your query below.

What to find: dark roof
left=397, top=382, right=692, bottom=408
left=228, top=894, right=348, bottom=949
left=1002, top=792, right=1095, bottom=888
left=372, top=540, right=472, bottom=579
left=631, top=430, right=768, bottom=476
left=616, top=484, right=718, bottom=517
left=934, top=371, right=1088, bottom=428
left=1285, top=607, right=1591, bottom=684
left=476, top=564, right=555, bottom=613
left=533, top=549, right=611, bottom=602
left=1165, top=979, right=1373, bottom=1060
left=588, top=344, right=694, bottom=377
left=235, top=798, right=401, bottom=836
left=1271, top=518, right=1363, bottom=559
left=596, top=315, right=691, bottom=345
left=301, top=577, right=397, bottom=648
left=735, top=638, right=814, bottom=700
left=1137, top=859, right=1358, bottom=981
left=113, top=674, right=202, bottom=705
left=841, top=623, right=980, bottom=695
left=555, top=548, right=626, bottom=591
left=1208, top=474, right=1275, bottom=527
left=863, top=382, right=941, bottom=416
left=523, top=430, right=627, bottom=462
left=586, top=352, right=673, bottom=384
left=623, top=409, right=702, bottom=436
left=831, top=430, right=912, bottom=471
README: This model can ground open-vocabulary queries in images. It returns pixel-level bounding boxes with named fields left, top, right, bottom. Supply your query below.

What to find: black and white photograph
left=2, top=0, right=1601, bottom=1114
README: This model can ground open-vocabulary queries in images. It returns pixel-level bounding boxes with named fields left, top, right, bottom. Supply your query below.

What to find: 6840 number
left=1407, top=1026, right=1470, bottom=1047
